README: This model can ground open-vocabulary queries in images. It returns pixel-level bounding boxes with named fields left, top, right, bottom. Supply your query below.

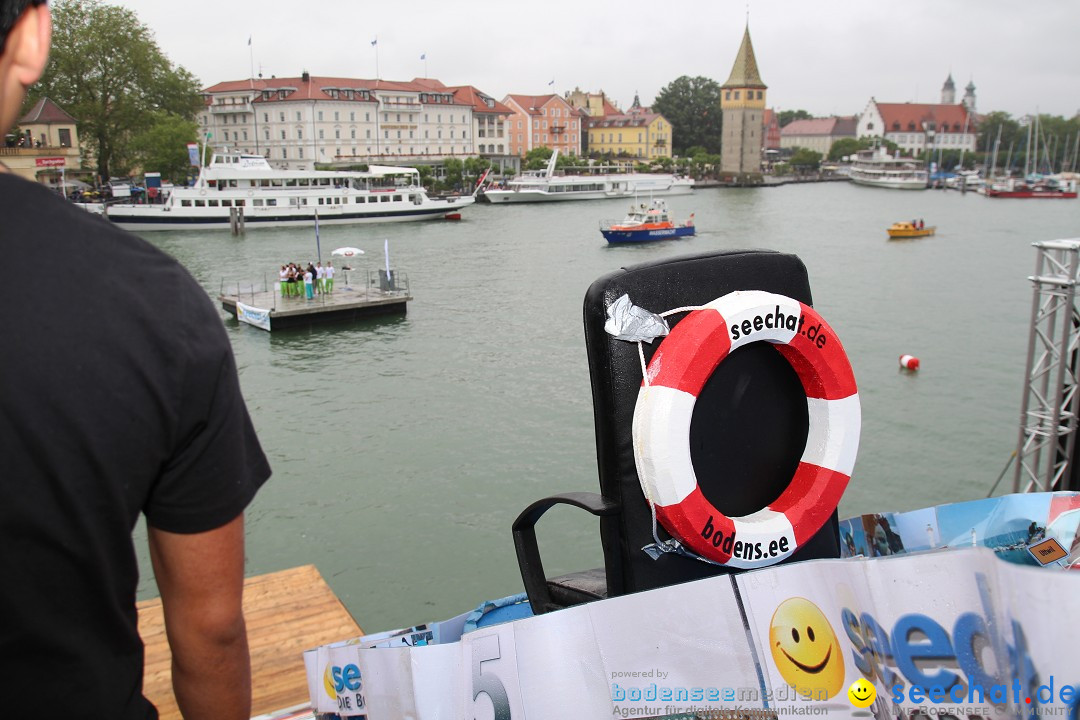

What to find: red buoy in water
left=899, top=354, right=920, bottom=370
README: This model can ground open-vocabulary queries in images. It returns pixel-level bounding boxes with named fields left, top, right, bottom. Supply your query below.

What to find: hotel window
left=279, top=112, right=285, bottom=121
left=280, top=130, right=286, bottom=139
left=264, top=130, right=270, bottom=140
left=299, top=148, right=303, bottom=158
left=335, top=130, right=340, bottom=139
left=351, top=129, right=356, bottom=139
left=350, top=112, right=355, bottom=121
left=334, top=112, right=339, bottom=121
left=734, top=91, right=740, bottom=100
left=319, top=130, right=324, bottom=139
left=725, top=91, right=731, bottom=100
left=318, top=111, right=324, bottom=121
left=297, top=129, right=303, bottom=139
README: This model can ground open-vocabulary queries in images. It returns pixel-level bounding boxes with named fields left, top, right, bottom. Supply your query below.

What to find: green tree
left=827, top=137, right=877, bottom=162
left=777, top=110, right=812, bottom=128
left=463, top=156, right=491, bottom=190
left=652, top=76, right=723, bottom=155
left=129, top=112, right=198, bottom=183
left=27, top=0, right=202, bottom=181
left=442, top=157, right=463, bottom=191
left=789, top=148, right=822, bottom=172
left=523, top=147, right=553, bottom=170
left=414, top=165, right=434, bottom=189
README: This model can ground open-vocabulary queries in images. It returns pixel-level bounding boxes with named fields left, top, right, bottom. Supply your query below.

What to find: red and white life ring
left=632, top=290, right=860, bottom=569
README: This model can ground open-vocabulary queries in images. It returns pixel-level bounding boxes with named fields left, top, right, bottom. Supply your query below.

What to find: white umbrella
left=330, top=247, right=364, bottom=287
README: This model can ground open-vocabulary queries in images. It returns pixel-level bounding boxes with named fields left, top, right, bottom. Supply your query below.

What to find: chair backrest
left=584, top=249, right=842, bottom=596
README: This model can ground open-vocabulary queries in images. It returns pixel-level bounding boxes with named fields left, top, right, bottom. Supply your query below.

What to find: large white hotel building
left=199, top=73, right=517, bottom=172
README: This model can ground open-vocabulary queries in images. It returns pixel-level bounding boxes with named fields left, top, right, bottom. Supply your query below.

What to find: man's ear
left=8, top=3, right=52, bottom=88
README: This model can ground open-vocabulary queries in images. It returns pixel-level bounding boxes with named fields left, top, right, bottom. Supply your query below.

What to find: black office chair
left=513, top=249, right=847, bottom=614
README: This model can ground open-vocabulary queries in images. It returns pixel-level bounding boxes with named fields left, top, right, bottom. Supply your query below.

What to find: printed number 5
left=471, top=634, right=511, bottom=720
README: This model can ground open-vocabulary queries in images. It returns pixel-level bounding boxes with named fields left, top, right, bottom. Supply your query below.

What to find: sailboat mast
left=1023, top=118, right=1033, bottom=178
left=989, top=123, right=1002, bottom=178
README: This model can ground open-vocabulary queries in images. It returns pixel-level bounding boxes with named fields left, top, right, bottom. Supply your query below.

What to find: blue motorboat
left=600, top=199, right=695, bottom=243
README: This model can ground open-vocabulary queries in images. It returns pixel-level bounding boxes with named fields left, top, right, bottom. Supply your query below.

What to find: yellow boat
left=887, top=221, right=935, bottom=239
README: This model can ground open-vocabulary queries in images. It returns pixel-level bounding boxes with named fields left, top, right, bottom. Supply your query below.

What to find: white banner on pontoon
left=236, top=302, right=271, bottom=331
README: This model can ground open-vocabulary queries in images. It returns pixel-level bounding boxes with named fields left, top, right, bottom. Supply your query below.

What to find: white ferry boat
left=848, top=146, right=928, bottom=190
left=479, top=151, right=694, bottom=204
left=84, top=152, right=475, bottom=231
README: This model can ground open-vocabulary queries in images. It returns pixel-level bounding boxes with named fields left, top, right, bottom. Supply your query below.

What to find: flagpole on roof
left=372, top=36, right=380, bottom=79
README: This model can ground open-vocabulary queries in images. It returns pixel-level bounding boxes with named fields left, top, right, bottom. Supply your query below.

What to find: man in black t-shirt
left=0, top=3, right=271, bottom=718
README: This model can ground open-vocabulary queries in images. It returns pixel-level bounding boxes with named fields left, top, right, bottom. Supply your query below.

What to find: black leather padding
left=582, top=249, right=842, bottom=597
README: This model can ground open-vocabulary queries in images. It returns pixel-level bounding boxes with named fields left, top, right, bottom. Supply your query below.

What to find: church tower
left=720, top=24, right=767, bottom=177
left=962, top=80, right=976, bottom=115
left=941, top=73, right=956, bottom=104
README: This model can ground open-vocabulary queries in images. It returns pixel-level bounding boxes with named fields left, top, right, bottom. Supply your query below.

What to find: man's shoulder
left=0, top=173, right=174, bottom=265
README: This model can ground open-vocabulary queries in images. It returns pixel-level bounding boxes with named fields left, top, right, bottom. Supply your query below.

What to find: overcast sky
left=104, top=0, right=1078, bottom=120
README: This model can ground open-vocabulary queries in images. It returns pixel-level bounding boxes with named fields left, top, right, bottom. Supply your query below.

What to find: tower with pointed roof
left=720, top=24, right=767, bottom=177
left=941, top=74, right=956, bottom=105
left=962, top=80, right=976, bottom=115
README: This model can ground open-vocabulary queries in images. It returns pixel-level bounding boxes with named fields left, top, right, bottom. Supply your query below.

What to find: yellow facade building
left=586, top=96, right=672, bottom=161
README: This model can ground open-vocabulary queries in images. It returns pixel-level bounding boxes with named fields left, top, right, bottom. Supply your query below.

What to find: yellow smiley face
left=768, top=597, right=845, bottom=699
left=847, top=678, right=877, bottom=708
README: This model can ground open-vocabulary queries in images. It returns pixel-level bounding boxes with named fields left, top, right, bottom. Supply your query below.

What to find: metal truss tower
left=1014, top=239, right=1080, bottom=493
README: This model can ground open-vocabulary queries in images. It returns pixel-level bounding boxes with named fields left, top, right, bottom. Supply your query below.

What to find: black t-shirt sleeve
left=144, top=278, right=271, bottom=534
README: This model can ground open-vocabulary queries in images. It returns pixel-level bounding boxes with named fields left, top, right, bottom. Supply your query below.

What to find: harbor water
left=134, top=182, right=1079, bottom=634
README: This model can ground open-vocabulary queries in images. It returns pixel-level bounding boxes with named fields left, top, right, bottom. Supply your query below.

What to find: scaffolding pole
left=1014, top=239, right=1080, bottom=493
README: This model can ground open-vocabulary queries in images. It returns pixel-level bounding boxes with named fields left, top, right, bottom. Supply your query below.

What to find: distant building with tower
left=857, top=73, right=978, bottom=156
left=720, top=24, right=767, bottom=178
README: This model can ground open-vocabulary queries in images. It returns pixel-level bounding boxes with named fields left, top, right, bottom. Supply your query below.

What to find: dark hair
left=0, top=1, right=46, bottom=56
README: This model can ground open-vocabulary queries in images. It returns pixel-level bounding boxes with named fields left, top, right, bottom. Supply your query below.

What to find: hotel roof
left=874, top=102, right=975, bottom=132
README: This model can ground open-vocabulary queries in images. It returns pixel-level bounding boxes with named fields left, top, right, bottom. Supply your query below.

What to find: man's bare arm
left=148, top=515, right=251, bottom=720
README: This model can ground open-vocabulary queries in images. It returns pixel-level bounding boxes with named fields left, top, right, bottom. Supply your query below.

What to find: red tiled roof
left=876, top=103, right=975, bottom=133
left=781, top=118, right=837, bottom=136
left=504, top=94, right=570, bottom=116
left=587, top=112, right=661, bottom=129
left=203, top=76, right=469, bottom=106
left=19, top=97, right=75, bottom=124
left=447, top=85, right=513, bottom=115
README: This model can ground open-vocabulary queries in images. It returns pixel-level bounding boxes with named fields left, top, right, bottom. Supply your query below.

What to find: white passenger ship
left=85, top=152, right=475, bottom=231
left=479, top=151, right=694, bottom=204
left=848, top=146, right=928, bottom=190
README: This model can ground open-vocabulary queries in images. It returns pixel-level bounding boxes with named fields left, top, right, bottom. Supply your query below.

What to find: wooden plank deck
left=137, top=564, right=362, bottom=719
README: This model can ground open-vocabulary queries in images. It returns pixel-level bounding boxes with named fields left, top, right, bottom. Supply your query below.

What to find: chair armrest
left=512, top=492, right=620, bottom=614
